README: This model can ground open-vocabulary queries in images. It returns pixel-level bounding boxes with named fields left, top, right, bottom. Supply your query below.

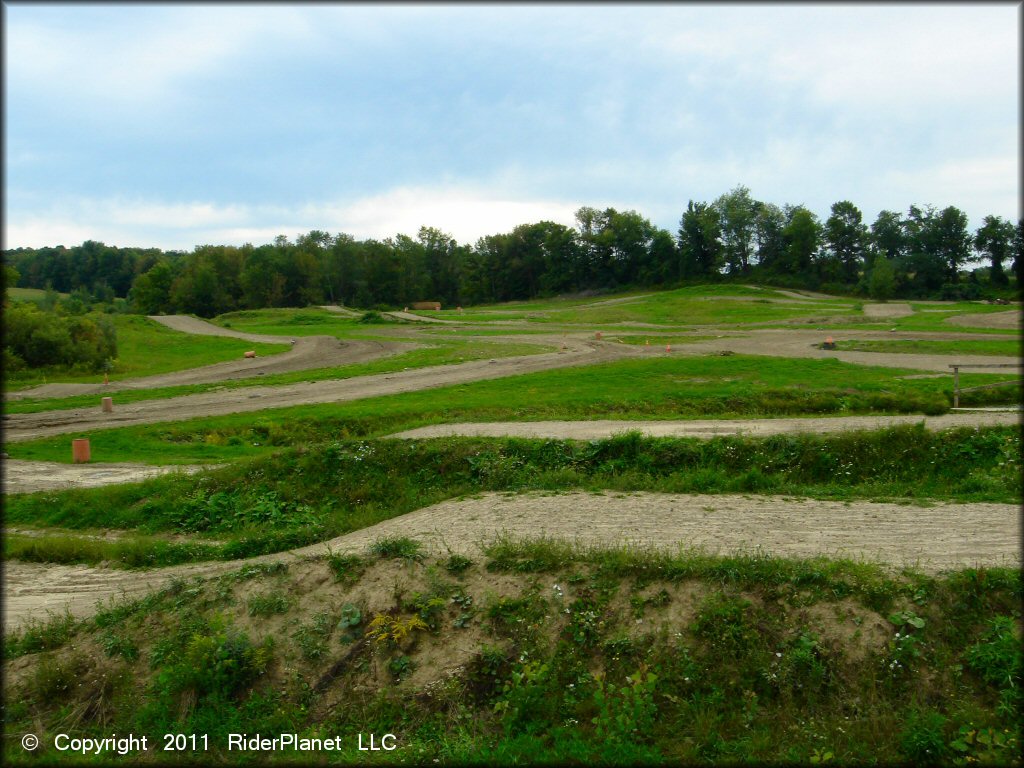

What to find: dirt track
left=6, top=325, right=1021, bottom=444
left=5, top=491, right=1018, bottom=631
left=6, top=316, right=416, bottom=401
left=2, top=460, right=211, bottom=495
left=4, top=303, right=1022, bottom=634
left=1, top=337, right=632, bottom=443
left=945, top=310, right=1022, bottom=330
left=390, top=411, right=1021, bottom=440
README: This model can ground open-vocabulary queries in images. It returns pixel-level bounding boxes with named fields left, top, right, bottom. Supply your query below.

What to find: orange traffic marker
left=72, top=438, right=91, bottom=463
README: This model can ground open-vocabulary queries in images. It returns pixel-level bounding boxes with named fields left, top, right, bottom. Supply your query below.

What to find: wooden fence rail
left=949, top=363, right=1023, bottom=408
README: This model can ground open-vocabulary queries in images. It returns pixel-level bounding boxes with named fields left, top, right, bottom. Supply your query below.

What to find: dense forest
left=5, top=187, right=1022, bottom=318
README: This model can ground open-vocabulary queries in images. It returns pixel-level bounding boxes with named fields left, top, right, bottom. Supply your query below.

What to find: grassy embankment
left=3, top=535, right=1020, bottom=765
left=4, top=315, right=289, bottom=391
left=5, top=424, right=1019, bottom=568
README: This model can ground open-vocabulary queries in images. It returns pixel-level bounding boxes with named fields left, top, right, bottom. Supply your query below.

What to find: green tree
left=241, top=246, right=286, bottom=308
left=901, top=206, right=947, bottom=295
left=974, top=215, right=1015, bottom=286
left=869, top=210, right=905, bottom=273
left=933, top=206, right=972, bottom=281
left=782, top=206, right=821, bottom=277
left=418, top=226, right=462, bottom=305
left=713, top=185, right=758, bottom=274
left=824, top=200, right=868, bottom=285
left=1014, top=219, right=1024, bottom=283
left=3, top=263, right=19, bottom=302
left=868, top=257, right=897, bottom=301
left=753, top=202, right=786, bottom=274
left=129, top=260, right=177, bottom=314
left=677, top=201, right=722, bottom=279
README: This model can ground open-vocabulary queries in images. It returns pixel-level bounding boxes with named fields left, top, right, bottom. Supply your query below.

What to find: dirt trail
left=672, top=328, right=1022, bottom=372
left=385, top=310, right=461, bottom=324
left=5, top=491, right=1018, bottom=632
left=7, top=316, right=415, bottom=401
left=1, top=459, right=213, bottom=495
left=863, top=303, right=914, bottom=318
left=945, top=310, right=1022, bottom=330
left=2, top=338, right=630, bottom=443
left=5, top=324, right=1020, bottom=442
left=750, top=287, right=841, bottom=301
left=389, top=411, right=1021, bottom=440
left=319, top=304, right=363, bottom=317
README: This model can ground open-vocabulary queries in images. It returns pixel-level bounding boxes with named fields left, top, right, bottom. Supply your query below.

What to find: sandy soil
left=5, top=491, right=1018, bottom=631
left=1, top=459, right=213, bottom=495
left=863, top=303, right=914, bottom=318
left=945, top=310, right=1022, bottom=330
left=389, top=411, right=1021, bottom=440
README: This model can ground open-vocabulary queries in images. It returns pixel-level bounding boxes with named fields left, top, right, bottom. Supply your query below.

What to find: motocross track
left=4, top=322, right=1020, bottom=444
left=4, top=301, right=1021, bottom=632
left=5, top=316, right=416, bottom=401
left=4, top=491, right=1019, bottom=631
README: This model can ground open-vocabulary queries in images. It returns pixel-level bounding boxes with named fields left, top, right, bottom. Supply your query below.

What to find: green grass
left=7, top=354, right=1020, bottom=465
left=5, top=315, right=289, bottom=391
left=4, top=426, right=1019, bottom=569
left=836, top=338, right=1022, bottom=357
left=213, top=307, right=367, bottom=337
left=6, top=286, right=70, bottom=304
left=4, top=338, right=549, bottom=414
left=456, top=285, right=860, bottom=326
left=4, top=533, right=221, bottom=568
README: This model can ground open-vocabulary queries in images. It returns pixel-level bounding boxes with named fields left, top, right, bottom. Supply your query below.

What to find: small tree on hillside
left=868, top=257, right=897, bottom=301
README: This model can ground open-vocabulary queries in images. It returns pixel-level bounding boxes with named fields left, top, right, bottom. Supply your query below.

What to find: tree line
left=5, top=187, right=1021, bottom=318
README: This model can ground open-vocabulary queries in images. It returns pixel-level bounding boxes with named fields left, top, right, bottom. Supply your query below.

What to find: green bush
left=3, top=303, right=116, bottom=370
left=898, top=708, right=949, bottom=762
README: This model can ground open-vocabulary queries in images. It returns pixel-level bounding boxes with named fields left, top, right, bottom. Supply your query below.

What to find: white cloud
left=3, top=187, right=585, bottom=251
left=879, top=155, right=1020, bottom=219
left=5, top=7, right=314, bottom=111
left=653, top=5, right=1017, bottom=114
left=306, top=187, right=582, bottom=244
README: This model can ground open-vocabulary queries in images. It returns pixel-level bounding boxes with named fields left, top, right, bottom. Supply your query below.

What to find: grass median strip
left=4, top=339, right=549, bottom=414
left=6, top=354, right=1020, bottom=464
left=5, top=425, right=1019, bottom=568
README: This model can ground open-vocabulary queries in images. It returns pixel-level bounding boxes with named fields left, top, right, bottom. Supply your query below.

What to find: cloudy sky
left=4, top=2, right=1019, bottom=251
